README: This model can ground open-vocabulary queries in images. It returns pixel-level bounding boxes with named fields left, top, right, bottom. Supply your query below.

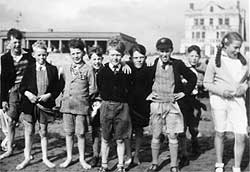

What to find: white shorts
left=210, top=95, right=248, bottom=134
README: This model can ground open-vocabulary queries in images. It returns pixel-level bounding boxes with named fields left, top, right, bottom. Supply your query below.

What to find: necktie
left=113, top=65, right=118, bottom=74
left=162, top=60, right=172, bottom=69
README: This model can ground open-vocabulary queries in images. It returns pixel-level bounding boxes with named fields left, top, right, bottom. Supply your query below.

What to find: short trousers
left=7, top=84, right=22, bottom=121
left=150, top=102, right=184, bottom=139
left=63, top=113, right=88, bottom=135
left=100, top=101, right=132, bottom=141
left=21, top=105, right=54, bottom=124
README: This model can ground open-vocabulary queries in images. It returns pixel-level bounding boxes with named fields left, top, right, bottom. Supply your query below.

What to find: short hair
left=32, top=40, right=47, bottom=51
left=107, top=37, right=126, bottom=55
left=7, top=28, right=23, bottom=40
left=88, top=45, right=103, bottom=58
left=187, top=45, right=201, bottom=57
left=68, top=38, right=86, bottom=52
left=129, top=44, right=146, bottom=57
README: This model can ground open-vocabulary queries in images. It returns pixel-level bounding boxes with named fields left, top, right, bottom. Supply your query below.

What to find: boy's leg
left=16, top=120, right=34, bottom=170
left=76, top=115, right=91, bottom=169
left=168, top=133, right=179, bottom=167
left=0, top=118, right=16, bottom=159
left=91, top=127, right=101, bottom=167
left=117, top=139, right=125, bottom=168
left=234, top=133, right=246, bottom=169
left=134, top=127, right=143, bottom=164
left=150, top=114, right=162, bottom=166
left=39, top=123, right=55, bottom=168
left=124, top=138, right=132, bottom=165
left=60, top=113, right=74, bottom=168
left=101, top=137, right=110, bottom=169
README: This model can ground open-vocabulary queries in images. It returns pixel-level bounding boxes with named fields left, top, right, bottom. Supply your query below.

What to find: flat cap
left=156, top=37, right=173, bottom=50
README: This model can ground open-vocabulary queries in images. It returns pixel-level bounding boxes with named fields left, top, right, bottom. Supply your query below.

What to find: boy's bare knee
left=76, top=133, right=85, bottom=138
left=168, top=133, right=178, bottom=144
left=215, top=131, right=225, bottom=138
left=65, top=132, right=74, bottom=136
left=25, top=125, right=34, bottom=135
left=39, top=129, right=48, bottom=138
left=116, top=139, right=124, bottom=144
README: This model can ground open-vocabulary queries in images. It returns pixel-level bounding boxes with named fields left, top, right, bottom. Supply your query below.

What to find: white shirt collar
left=109, top=63, right=121, bottom=72
left=36, top=63, right=46, bottom=71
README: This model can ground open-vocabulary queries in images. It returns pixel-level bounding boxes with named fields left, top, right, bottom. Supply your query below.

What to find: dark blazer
left=0, top=51, right=35, bottom=103
left=151, top=58, right=197, bottom=113
left=19, top=62, right=60, bottom=114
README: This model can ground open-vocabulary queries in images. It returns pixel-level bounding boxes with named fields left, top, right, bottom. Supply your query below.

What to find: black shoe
left=91, top=156, right=100, bottom=167
left=191, top=139, right=201, bottom=155
left=147, top=164, right=158, bottom=172
left=117, top=166, right=125, bottom=172
left=98, top=166, right=108, bottom=172
left=170, top=166, right=180, bottom=172
left=179, top=156, right=189, bottom=168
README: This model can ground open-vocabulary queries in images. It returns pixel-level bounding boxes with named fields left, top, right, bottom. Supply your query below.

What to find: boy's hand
left=37, top=93, right=51, bottom=102
left=122, top=64, right=132, bottom=74
left=174, top=92, right=185, bottom=101
left=222, top=90, right=234, bottom=99
left=25, top=91, right=38, bottom=103
left=234, top=84, right=247, bottom=97
left=2, top=101, right=9, bottom=112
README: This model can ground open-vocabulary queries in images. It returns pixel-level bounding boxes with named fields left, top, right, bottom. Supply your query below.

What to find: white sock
left=232, top=166, right=241, bottom=172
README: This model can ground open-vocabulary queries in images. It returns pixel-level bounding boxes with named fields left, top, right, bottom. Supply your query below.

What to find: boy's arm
left=88, top=67, right=97, bottom=100
left=180, top=61, right=197, bottom=95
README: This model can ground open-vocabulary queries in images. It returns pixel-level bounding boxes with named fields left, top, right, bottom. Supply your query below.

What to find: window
left=210, top=6, right=214, bottom=12
left=210, top=46, right=215, bottom=55
left=225, top=18, right=230, bottom=25
left=192, top=32, right=195, bottom=39
left=202, top=32, right=205, bottom=39
left=221, top=32, right=225, bottom=38
left=216, top=32, right=220, bottom=39
left=219, top=18, right=223, bottom=25
left=196, top=32, right=200, bottom=39
left=209, top=18, right=213, bottom=25
left=200, top=18, right=204, bottom=25
left=194, top=18, right=198, bottom=25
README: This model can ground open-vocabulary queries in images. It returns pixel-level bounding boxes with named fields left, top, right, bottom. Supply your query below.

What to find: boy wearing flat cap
left=146, top=38, right=197, bottom=172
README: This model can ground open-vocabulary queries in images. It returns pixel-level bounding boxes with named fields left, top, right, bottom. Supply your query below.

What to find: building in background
left=180, top=0, right=249, bottom=58
left=0, top=30, right=136, bottom=54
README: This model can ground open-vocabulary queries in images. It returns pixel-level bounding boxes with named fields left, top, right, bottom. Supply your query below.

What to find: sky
left=0, top=0, right=249, bottom=53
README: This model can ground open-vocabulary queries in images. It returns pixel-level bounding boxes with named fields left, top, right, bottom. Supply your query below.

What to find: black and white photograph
left=0, top=0, right=249, bottom=171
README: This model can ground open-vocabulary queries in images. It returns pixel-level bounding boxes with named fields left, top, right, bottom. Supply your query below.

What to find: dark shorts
left=182, top=96, right=202, bottom=129
left=21, top=105, right=54, bottom=124
left=100, top=101, right=132, bottom=141
left=7, top=85, right=22, bottom=121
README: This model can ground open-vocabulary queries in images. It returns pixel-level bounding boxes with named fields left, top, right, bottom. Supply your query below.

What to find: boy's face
left=91, top=53, right=103, bottom=70
left=187, top=50, right=200, bottom=66
left=9, top=36, right=22, bottom=55
left=132, top=51, right=146, bottom=69
left=224, top=40, right=242, bottom=59
left=157, top=48, right=172, bottom=63
left=70, top=48, right=84, bottom=65
left=33, top=48, right=47, bottom=65
left=108, top=49, right=122, bottom=66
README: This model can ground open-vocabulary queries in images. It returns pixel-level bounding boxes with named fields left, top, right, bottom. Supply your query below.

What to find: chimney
left=189, top=3, right=194, bottom=10
left=48, top=28, right=53, bottom=32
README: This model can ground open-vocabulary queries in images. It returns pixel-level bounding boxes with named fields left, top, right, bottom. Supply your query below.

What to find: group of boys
left=0, top=28, right=204, bottom=172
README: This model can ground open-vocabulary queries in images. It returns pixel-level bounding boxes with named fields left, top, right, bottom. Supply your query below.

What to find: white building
left=180, top=0, right=249, bottom=58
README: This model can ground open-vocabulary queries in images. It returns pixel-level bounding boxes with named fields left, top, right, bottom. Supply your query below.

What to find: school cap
left=156, top=37, right=173, bottom=50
